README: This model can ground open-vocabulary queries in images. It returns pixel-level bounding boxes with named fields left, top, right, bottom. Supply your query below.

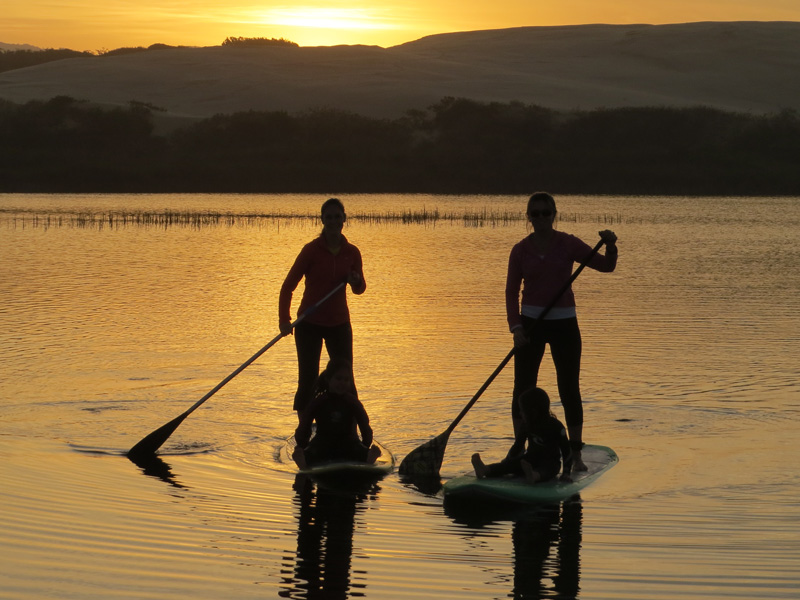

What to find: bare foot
left=520, top=459, right=542, bottom=484
left=366, top=444, right=382, bottom=464
left=573, top=451, right=588, bottom=472
left=292, top=447, right=308, bottom=470
left=471, top=453, right=489, bottom=479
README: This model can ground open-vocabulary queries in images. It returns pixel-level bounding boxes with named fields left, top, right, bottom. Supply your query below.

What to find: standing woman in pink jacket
left=279, top=198, right=366, bottom=419
left=506, top=192, right=618, bottom=469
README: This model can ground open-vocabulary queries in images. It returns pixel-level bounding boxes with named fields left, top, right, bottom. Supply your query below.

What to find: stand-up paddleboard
left=280, top=435, right=395, bottom=476
left=443, top=444, right=618, bottom=505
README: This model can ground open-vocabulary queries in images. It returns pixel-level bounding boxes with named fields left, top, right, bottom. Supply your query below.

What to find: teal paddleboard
left=443, top=444, right=618, bottom=504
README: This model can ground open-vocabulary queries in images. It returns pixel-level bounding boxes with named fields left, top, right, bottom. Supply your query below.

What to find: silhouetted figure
left=279, top=198, right=366, bottom=420
left=471, top=387, right=573, bottom=484
left=280, top=474, right=379, bottom=599
left=511, top=501, right=583, bottom=599
left=506, top=192, right=618, bottom=469
left=292, top=358, right=380, bottom=470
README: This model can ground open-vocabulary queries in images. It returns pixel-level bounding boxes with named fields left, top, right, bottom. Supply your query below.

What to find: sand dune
left=1, top=22, right=799, bottom=122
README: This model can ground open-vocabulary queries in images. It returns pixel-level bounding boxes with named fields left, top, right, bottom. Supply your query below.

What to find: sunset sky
left=3, top=0, right=800, bottom=51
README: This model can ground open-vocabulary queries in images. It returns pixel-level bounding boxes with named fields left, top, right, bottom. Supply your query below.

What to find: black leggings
left=293, top=320, right=354, bottom=412
left=512, top=316, right=583, bottom=439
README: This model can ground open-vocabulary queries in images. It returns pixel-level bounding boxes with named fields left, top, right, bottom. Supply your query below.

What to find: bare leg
left=471, top=453, right=489, bottom=479
left=572, top=450, right=587, bottom=472
left=568, top=426, right=588, bottom=471
left=520, top=459, right=543, bottom=484
left=366, top=444, right=382, bottom=464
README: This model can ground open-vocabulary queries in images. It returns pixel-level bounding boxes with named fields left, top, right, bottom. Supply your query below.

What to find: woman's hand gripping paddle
left=398, top=239, right=606, bottom=480
left=127, top=282, right=346, bottom=461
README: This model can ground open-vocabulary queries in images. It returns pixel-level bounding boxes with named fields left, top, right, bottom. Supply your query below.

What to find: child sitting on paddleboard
left=472, top=387, right=573, bottom=483
left=292, top=358, right=381, bottom=469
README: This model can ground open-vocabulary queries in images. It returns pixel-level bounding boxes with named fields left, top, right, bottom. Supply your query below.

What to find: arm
left=600, top=229, right=618, bottom=269
left=348, top=247, right=367, bottom=295
left=279, top=247, right=311, bottom=330
left=505, top=245, right=524, bottom=332
left=294, top=397, right=318, bottom=448
left=580, top=230, right=618, bottom=273
left=353, top=399, right=373, bottom=447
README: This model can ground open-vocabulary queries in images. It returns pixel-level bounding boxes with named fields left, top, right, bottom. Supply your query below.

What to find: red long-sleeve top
left=279, top=235, right=366, bottom=327
left=506, top=231, right=617, bottom=331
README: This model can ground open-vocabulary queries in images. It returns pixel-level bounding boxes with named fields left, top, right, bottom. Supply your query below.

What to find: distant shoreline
left=2, top=95, right=800, bottom=196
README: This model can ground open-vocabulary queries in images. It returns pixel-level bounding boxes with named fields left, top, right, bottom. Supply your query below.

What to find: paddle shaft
left=174, top=281, right=345, bottom=417
left=397, top=238, right=607, bottom=478
left=443, top=238, right=606, bottom=435
left=127, top=281, right=345, bottom=457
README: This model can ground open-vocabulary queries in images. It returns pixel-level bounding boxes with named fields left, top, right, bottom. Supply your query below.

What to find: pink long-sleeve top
left=279, top=235, right=366, bottom=327
left=506, top=231, right=616, bottom=331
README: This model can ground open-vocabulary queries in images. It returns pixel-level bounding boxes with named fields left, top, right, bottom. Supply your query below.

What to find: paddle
left=127, top=282, right=346, bottom=460
left=398, top=238, right=607, bottom=479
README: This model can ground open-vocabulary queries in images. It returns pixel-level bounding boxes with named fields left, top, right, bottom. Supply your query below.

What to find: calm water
left=1, top=193, right=799, bottom=600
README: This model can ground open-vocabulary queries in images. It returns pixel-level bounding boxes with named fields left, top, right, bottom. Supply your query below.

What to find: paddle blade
left=398, top=430, right=451, bottom=478
left=126, top=412, right=189, bottom=460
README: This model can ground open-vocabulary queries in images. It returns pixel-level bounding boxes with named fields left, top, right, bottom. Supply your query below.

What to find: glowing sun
left=260, top=7, right=395, bottom=30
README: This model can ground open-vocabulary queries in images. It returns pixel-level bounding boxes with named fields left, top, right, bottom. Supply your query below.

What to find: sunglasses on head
left=529, top=210, right=553, bottom=218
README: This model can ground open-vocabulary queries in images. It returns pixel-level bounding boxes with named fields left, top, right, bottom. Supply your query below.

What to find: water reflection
left=445, top=498, right=583, bottom=599
left=400, top=473, right=444, bottom=496
left=280, top=473, right=383, bottom=599
left=127, top=453, right=187, bottom=489
left=4, top=194, right=800, bottom=600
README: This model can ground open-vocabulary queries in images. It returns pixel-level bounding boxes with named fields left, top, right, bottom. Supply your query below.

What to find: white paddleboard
left=280, top=435, right=395, bottom=476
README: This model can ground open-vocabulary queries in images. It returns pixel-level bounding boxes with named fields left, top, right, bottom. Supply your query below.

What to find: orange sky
left=2, top=0, right=800, bottom=51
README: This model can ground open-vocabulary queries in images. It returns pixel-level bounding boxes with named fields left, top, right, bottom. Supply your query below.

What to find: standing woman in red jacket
left=506, top=192, right=618, bottom=469
left=279, top=198, right=366, bottom=419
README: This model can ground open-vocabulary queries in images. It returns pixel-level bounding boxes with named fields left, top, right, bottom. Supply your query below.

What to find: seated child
left=292, top=358, right=381, bottom=469
left=472, top=387, right=573, bottom=483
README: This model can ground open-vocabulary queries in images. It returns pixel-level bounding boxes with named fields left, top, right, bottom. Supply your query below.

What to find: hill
left=1, top=22, right=799, bottom=121
left=0, top=42, right=40, bottom=51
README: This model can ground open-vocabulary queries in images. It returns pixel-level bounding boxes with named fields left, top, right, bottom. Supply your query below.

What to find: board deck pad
left=443, top=444, right=618, bottom=505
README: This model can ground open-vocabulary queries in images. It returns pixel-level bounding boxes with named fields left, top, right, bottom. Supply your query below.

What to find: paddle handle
left=444, top=238, right=606, bottom=434
left=183, top=281, right=346, bottom=416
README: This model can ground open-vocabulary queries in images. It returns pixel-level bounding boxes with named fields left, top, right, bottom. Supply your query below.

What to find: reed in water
left=1, top=208, right=627, bottom=229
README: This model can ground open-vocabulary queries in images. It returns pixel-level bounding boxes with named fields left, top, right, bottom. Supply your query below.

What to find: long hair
left=519, top=387, right=555, bottom=423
